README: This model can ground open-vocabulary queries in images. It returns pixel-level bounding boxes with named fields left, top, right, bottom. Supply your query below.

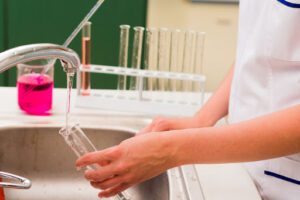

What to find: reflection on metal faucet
left=0, top=171, right=31, bottom=189
left=0, top=43, right=80, bottom=75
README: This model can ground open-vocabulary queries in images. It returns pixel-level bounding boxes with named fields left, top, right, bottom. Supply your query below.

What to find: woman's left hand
left=76, top=133, right=178, bottom=198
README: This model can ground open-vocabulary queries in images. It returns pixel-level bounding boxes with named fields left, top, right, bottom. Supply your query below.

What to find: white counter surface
left=0, top=87, right=261, bottom=200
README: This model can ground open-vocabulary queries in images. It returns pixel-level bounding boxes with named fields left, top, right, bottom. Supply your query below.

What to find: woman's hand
left=76, top=133, right=178, bottom=198
left=138, top=116, right=207, bottom=134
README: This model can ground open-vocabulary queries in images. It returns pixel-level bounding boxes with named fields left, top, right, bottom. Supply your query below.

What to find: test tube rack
left=75, top=64, right=206, bottom=116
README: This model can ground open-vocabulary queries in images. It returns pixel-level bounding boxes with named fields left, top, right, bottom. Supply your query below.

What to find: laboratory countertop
left=0, top=87, right=261, bottom=200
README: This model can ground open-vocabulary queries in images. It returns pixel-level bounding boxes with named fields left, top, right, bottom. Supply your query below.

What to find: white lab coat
left=228, top=0, right=300, bottom=199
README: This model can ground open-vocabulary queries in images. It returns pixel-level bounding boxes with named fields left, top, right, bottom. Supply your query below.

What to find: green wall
left=0, top=0, right=6, bottom=85
left=1, top=0, right=147, bottom=88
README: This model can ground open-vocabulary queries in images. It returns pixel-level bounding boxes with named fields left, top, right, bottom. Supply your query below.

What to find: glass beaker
left=17, top=60, right=54, bottom=115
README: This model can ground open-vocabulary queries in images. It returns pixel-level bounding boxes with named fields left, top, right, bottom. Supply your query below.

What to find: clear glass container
left=81, top=22, right=92, bottom=96
left=59, top=124, right=130, bottom=200
left=118, top=25, right=130, bottom=90
left=59, top=124, right=98, bottom=170
left=17, top=59, right=54, bottom=115
left=129, top=26, right=144, bottom=90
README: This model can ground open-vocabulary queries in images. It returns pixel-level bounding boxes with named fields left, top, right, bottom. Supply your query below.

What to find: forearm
left=165, top=104, right=300, bottom=166
left=194, top=66, right=234, bottom=127
left=139, top=66, right=235, bottom=133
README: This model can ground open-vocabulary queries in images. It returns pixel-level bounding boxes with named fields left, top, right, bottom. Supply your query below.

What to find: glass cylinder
left=59, top=124, right=130, bottom=200
left=158, top=28, right=170, bottom=91
left=129, top=26, right=144, bottom=90
left=146, top=28, right=158, bottom=91
left=193, top=32, right=206, bottom=91
left=170, top=29, right=181, bottom=91
left=17, top=59, right=54, bottom=115
left=118, top=25, right=130, bottom=90
left=182, top=30, right=196, bottom=92
left=59, top=124, right=98, bottom=170
left=81, top=21, right=92, bottom=96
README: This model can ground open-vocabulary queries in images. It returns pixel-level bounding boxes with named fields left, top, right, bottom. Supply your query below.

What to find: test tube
left=157, top=28, right=171, bottom=91
left=182, top=30, right=196, bottom=92
left=59, top=124, right=99, bottom=170
left=80, top=22, right=92, bottom=96
left=144, top=29, right=151, bottom=91
left=193, top=32, right=206, bottom=91
left=170, top=29, right=181, bottom=92
left=117, top=25, right=130, bottom=90
left=144, top=28, right=158, bottom=92
left=59, top=124, right=130, bottom=200
left=176, top=30, right=186, bottom=91
left=129, top=26, right=145, bottom=90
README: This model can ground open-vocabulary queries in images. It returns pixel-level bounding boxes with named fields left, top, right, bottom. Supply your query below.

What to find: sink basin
left=0, top=127, right=169, bottom=200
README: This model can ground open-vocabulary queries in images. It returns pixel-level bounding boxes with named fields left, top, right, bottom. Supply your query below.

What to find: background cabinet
left=0, top=0, right=147, bottom=88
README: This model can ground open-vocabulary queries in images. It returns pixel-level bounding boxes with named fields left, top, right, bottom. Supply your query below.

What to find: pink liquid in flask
left=17, top=74, right=54, bottom=115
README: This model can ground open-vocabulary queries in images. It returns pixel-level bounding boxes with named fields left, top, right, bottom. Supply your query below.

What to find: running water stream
left=65, top=73, right=74, bottom=132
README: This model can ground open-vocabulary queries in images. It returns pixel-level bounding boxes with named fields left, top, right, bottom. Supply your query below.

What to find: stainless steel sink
left=0, top=127, right=169, bottom=200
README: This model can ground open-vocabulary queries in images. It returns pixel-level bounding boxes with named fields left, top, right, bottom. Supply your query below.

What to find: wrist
left=159, top=131, right=190, bottom=167
left=194, top=111, right=220, bottom=127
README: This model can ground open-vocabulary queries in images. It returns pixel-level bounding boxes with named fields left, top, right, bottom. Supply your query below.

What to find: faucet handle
left=0, top=171, right=31, bottom=189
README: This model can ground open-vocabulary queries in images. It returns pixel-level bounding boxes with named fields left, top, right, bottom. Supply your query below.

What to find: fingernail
left=98, top=193, right=104, bottom=198
left=84, top=170, right=92, bottom=177
left=76, top=166, right=82, bottom=171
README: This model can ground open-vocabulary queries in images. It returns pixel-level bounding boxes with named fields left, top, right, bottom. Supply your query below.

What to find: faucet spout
left=0, top=43, right=80, bottom=74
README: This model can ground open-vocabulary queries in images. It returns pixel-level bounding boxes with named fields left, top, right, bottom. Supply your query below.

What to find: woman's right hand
left=138, top=116, right=205, bottom=134
left=138, top=65, right=234, bottom=135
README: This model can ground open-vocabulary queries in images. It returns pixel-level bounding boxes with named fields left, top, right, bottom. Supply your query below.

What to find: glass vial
left=170, top=29, right=181, bottom=92
left=193, top=32, right=206, bottom=91
left=81, top=22, right=91, bottom=96
left=118, top=25, right=130, bottom=90
left=59, top=124, right=130, bottom=200
left=129, top=26, right=144, bottom=90
left=182, top=30, right=196, bottom=92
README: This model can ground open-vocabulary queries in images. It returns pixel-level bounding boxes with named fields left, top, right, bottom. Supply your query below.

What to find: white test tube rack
left=76, top=64, right=206, bottom=117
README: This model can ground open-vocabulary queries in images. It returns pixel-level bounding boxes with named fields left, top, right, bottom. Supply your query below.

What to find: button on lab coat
left=228, top=0, right=300, bottom=199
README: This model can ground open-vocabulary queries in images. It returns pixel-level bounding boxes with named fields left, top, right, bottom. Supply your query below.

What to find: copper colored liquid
left=81, top=37, right=91, bottom=95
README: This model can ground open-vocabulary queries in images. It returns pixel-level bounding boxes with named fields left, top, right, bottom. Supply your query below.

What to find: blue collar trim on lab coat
left=264, top=170, right=300, bottom=185
left=277, top=0, right=300, bottom=8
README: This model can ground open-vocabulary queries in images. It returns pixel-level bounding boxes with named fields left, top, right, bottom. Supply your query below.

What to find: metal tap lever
left=0, top=171, right=31, bottom=189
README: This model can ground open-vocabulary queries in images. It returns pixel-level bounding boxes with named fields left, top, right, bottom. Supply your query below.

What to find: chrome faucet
left=0, top=43, right=80, bottom=75
left=0, top=43, right=80, bottom=189
left=0, top=171, right=31, bottom=189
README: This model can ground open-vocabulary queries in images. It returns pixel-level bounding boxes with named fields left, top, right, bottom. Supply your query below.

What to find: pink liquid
left=17, top=74, right=54, bottom=115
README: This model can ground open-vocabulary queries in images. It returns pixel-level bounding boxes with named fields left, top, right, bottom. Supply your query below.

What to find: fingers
left=138, top=121, right=156, bottom=135
left=76, top=147, right=116, bottom=168
left=99, top=183, right=131, bottom=198
left=138, top=117, right=172, bottom=135
left=76, top=152, right=107, bottom=168
left=98, top=160, right=110, bottom=167
left=84, top=165, right=119, bottom=182
left=151, top=122, right=169, bottom=132
left=151, top=117, right=171, bottom=132
left=90, top=175, right=124, bottom=190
